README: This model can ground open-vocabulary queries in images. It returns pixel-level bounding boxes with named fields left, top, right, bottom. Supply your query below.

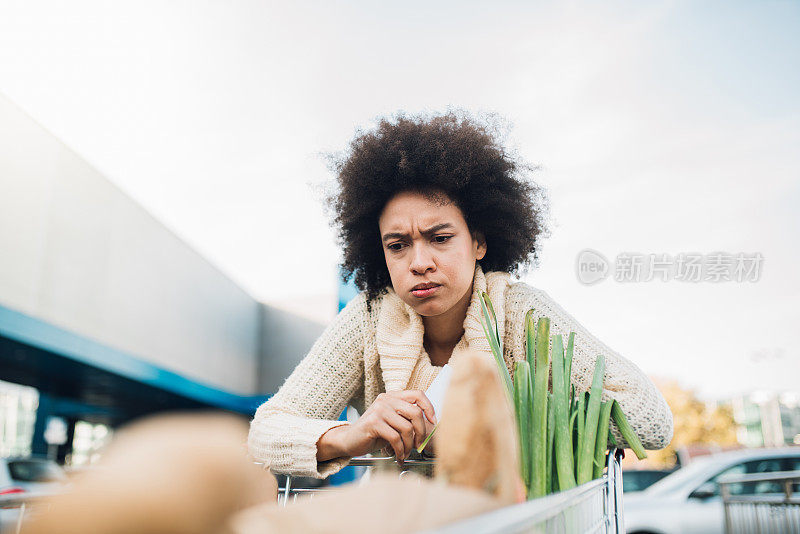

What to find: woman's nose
left=410, top=243, right=436, bottom=273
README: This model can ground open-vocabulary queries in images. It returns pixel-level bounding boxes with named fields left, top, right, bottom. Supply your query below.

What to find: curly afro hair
left=323, top=108, right=551, bottom=314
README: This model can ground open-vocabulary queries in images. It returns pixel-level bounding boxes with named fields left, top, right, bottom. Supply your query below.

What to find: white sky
left=1, top=0, right=798, bottom=400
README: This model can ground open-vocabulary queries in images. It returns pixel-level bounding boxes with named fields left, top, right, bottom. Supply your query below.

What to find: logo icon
left=576, top=249, right=610, bottom=285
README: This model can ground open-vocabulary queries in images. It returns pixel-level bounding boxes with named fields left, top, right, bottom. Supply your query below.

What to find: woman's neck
left=421, top=277, right=473, bottom=365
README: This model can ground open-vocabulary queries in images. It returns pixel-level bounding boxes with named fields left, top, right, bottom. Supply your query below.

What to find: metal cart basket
left=719, top=469, right=800, bottom=534
left=277, top=448, right=626, bottom=533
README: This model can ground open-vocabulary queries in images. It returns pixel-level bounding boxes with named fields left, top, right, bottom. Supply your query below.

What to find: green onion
left=546, top=391, right=555, bottom=494
left=577, top=354, right=605, bottom=484
left=594, top=400, right=613, bottom=479
left=484, top=290, right=502, bottom=353
left=525, top=309, right=537, bottom=495
left=551, top=333, right=576, bottom=491
left=565, top=332, right=575, bottom=396
left=529, top=317, right=550, bottom=498
left=416, top=421, right=438, bottom=454
left=611, top=400, right=648, bottom=460
left=513, top=360, right=533, bottom=490
left=576, top=392, right=585, bottom=477
left=479, top=291, right=513, bottom=402
left=475, top=294, right=648, bottom=497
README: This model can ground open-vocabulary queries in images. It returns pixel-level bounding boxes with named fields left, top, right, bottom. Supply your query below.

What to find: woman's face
left=378, top=190, right=487, bottom=317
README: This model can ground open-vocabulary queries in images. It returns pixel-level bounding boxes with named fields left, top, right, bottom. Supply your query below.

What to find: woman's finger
left=385, top=398, right=427, bottom=449
left=383, top=409, right=415, bottom=459
left=393, top=390, right=437, bottom=425
left=375, top=422, right=405, bottom=460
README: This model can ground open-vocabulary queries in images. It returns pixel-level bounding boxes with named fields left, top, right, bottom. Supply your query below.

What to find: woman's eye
left=387, top=236, right=450, bottom=252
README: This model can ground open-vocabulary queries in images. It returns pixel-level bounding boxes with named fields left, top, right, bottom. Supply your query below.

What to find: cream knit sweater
left=247, top=263, right=674, bottom=478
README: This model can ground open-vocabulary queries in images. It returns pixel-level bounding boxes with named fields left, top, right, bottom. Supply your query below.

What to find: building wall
left=257, top=303, right=325, bottom=394
left=0, top=94, right=260, bottom=395
left=731, top=391, right=800, bottom=448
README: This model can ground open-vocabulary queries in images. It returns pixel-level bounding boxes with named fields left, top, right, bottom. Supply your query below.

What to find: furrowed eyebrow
left=382, top=223, right=454, bottom=243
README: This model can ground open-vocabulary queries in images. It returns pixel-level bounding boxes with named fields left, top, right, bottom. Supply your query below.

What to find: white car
left=624, top=447, right=800, bottom=534
left=0, top=457, right=66, bottom=532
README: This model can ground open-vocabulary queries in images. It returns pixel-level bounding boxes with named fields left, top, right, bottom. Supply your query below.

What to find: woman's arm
left=506, top=284, right=674, bottom=451
left=247, top=291, right=368, bottom=478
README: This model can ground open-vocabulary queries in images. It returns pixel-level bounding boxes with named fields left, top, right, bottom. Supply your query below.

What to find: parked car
left=0, top=457, right=66, bottom=531
left=622, top=468, right=676, bottom=493
left=624, top=447, right=800, bottom=534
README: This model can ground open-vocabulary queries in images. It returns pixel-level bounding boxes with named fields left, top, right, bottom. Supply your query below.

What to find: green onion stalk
left=513, top=360, right=532, bottom=489
left=551, top=334, right=576, bottom=491
left=594, top=401, right=613, bottom=479
left=611, top=400, right=648, bottom=460
left=475, top=292, right=649, bottom=498
left=529, top=316, right=550, bottom=498
left=576, top=354, right=605, bottom=484
left=479, top=291, right=513, bottom=403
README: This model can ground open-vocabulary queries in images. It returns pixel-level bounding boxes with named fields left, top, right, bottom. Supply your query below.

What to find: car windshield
left=623, top=470, right=672, bottom=492
left=8, top=459, right=66, bottom=482
left=640, top=456, right=720, bottom=495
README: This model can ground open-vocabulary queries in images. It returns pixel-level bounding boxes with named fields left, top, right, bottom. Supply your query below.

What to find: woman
left=247, top=110, right=674, bottom=479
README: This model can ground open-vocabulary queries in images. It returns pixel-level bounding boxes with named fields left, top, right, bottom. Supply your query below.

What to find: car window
left=707, top=458, right=785, bottom=496
left=8, top=459, right=66, bottom=483
left=784, top=457, right=800, bottom=492
left=623, top=471, right=672, bottom=492
left=786, top=457, right=800, bottom=471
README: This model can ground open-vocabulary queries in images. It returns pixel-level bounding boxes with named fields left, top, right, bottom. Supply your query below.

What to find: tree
left=627, top=379, right=738, bottom=469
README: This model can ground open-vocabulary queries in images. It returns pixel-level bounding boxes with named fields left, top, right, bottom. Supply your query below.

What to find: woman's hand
left=324, top=390, right=437, bottom=463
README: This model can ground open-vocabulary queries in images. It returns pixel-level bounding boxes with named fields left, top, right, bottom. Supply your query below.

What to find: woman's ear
left=473, top=231, right=487, bottom=260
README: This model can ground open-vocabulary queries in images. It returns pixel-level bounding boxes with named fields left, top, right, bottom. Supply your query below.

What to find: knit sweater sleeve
left=247, top=291, right=368, bottom=479
left=505, top=284, right=674, bottom=451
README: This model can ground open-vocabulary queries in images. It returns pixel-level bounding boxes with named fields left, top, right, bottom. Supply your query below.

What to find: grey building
left=0, top=93, right=334, bottom=461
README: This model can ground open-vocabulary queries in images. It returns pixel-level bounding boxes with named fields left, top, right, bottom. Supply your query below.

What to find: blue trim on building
left=0, top=303, right=266, bottom=414
left=337, top=271, right=361, bottom=313
left=329, top=272, right=366, bottom=485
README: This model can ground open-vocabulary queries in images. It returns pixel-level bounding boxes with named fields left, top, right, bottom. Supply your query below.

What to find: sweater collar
left=376, top=262, right=512, bottom=392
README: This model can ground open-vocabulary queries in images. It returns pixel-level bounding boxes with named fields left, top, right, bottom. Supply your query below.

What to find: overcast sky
left=1, top=0, right=798, bottom=400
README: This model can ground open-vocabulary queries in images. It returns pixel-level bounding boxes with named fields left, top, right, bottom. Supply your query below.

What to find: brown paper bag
left=22, top=412, right=277, bottom=534
left=229, top=472, right=503, bottom=534
left=434, top=347, right=524, bottom=505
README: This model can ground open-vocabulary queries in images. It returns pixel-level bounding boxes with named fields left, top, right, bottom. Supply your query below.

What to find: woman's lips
left=411, top=285, right=441, bottom=298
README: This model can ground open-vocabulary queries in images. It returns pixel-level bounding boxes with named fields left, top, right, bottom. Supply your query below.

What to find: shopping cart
left=275, top=454, right=436, bottom=506
left=719, top=469, right=800, bottom=534
left=276, top=448, right=626, bottom=533
left=0, top=492, right=55, bottom=534
left=2, top=451, right=625, bottom=533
